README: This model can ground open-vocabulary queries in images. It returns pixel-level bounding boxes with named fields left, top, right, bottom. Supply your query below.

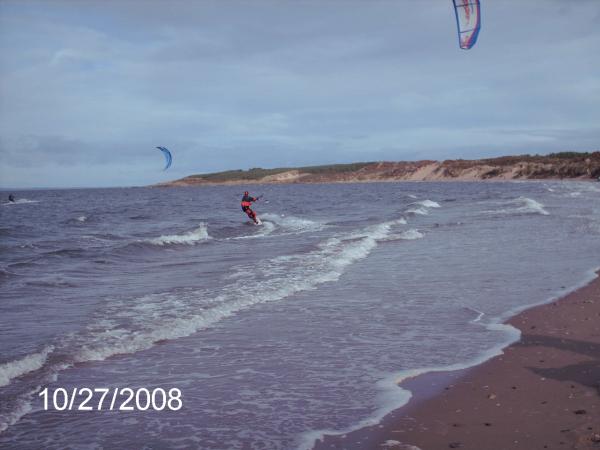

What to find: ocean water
left=1, top=181, right=599, bottom=449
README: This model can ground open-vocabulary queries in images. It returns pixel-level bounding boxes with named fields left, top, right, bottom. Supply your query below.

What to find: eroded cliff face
left=157, top=153, right=600, bottom=186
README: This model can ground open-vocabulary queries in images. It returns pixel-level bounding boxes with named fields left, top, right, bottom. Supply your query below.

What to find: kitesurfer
left=8, top=194, right=15, bottom=203
left=241, top=191, right=259, bottom=224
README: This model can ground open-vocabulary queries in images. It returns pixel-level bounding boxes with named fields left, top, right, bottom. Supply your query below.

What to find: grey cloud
left=1, top=0, right=599, bottom=188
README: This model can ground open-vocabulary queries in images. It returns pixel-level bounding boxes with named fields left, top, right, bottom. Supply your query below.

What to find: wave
left=0, top=387, right=38, bottom=433
left=547, top=182, right=600, bottom=195
left=0, top=266, right=17, bottom=281
left=260, top=213, right=323, bottom=233
left=25, top=278, right=78, bottom=288
left=148, top=223, right=210, bottom=246
left=0, top=216, right=417, bottom=433
left=405, top=207, right=428, bottom=215
left=302, top=265, right=600, bottom=450
left=516, top=197, right=549, bottom=215
left=81, top=233, right=121, bottom=243
left=0, top=346, right=54, bottom=388
left=41, top=248, right=87, bottom=258
left=300, top=313, right=521, bottom=450
left=7, top=260, right=41, bottom=270
left=3, top=199, right=39, bottom=206
left=230, top=220, right=276, bottom=239
left=66, top=215, right=90, bottom=225
left=73, top=220, right=402, bottom=362
left=380, top=229, right=424, bottom=242
left=411, top=200, right=441, bottom=208
left=130, top=214, right=153, bottom=220
left=227, top=214, right=322, bottom=240
left=405, top=199, right=441, bottom=216
left=486, top=197, right=549, bottom=216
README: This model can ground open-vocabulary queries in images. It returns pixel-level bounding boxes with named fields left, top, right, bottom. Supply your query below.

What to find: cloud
left=0, top=0, right=599, bottom=187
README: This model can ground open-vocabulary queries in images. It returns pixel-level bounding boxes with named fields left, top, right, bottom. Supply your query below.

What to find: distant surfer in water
left=8, top=194, right=15, bottom=203
left=241, top=191, right=260, bottom=224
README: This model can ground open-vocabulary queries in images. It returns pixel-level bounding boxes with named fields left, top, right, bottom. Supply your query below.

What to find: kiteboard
left=245, top=217, right=262, bottom=226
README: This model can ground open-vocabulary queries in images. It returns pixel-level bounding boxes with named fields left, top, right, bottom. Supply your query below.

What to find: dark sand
left=314, top=273, right=600, bottom=450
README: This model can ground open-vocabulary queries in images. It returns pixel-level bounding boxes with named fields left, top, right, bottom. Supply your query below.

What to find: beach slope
left=315, top=274, right=600, bottom=450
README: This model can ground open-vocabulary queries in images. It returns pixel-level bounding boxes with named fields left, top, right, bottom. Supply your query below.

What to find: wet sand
left=314, top=273, right=600, bottom=450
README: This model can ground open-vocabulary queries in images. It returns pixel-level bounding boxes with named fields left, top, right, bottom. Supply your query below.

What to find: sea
left=1, top=181, right=599, bottom=449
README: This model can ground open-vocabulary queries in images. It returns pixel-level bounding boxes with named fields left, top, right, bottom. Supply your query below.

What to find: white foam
left=302, top=315, right=520, bottom=450
left=516, top=197, right=549, bottom=215
left=498, top=265, right=600, bottom=321
left=76, top=215, right=87, bottom=222
left=230, top=213, right=322, bottom=240
left=260, top=213, right=323, bottom=233
left=0, top=389, right=35, bottom=433
left=230, top=220, right=276, bottom=239
left=148, top=223, right=210, bottom=245
left=299, top=370, right=413, bottom=450
left=412, top=200, right=440, bottom=208
left=406, top=199, right=440, bottom=215
left=55, top=219, right=407, bottom=366
left=405, top=207, right=428, bottom=215
left=381, top=229, right=424, bottom=242
left=0, top=346, right=54, bottom=388
left=303, top=266, right=600, bottom=450
left=485, top=197, right=549, bottom=216
left=381, top=440, right=409, bottom=449
left=1, top=217, right=418, bottom=434
left=3, top=199, right=39, bottom=206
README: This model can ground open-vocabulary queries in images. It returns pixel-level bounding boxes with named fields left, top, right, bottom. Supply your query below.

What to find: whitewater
left=1, top=182, right=599, bottom=449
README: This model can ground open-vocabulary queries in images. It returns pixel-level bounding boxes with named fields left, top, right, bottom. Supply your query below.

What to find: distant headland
left=157, top=152, right=600, bottom=186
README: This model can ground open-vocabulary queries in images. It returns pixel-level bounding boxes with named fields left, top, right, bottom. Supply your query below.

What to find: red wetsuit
left=241, top=194, right=259, bottom=223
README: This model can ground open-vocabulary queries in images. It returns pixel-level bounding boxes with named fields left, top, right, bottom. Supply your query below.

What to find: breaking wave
left=411, top=200, right=441, bottom=208
left=260, top=213, right=323, bottom=233
left=516, top=197, right=549, bottom=215
left=3, top=199, right=39, bottom=206
left=381, top=229, right=424, bottom=242
left=229, top=220, right=276, bottom=239
left=228, top=214, right=322, bottom=240
left=405, top=199, right=441, bottom=216
left=405, top=207, right=428, bottom=215
left=0, top=346, right=54, bottom=388
left=148, top=223, right=210, bottom=245
left=485, top=197, right=549, bottom=216
left=0, top=216, right=417, bottom=433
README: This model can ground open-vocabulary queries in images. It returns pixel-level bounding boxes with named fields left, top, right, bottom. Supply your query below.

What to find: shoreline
left=155, top=177, right=598, bottom=188
left=312, top=270, right=600, bottom=450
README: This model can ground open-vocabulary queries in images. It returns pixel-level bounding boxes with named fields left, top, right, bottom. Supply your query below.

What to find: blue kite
left=156, top=146, right=172, bottom=171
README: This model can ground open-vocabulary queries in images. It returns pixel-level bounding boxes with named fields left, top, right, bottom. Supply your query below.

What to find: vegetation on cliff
left=159, top=152, right=600, bottom=186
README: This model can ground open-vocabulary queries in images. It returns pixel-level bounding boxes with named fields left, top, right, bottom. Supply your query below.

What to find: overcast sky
left=1, top=0, right=599, bottom=188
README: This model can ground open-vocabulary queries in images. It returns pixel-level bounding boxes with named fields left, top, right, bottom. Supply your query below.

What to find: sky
left=0, top=0, right=599, bottom=188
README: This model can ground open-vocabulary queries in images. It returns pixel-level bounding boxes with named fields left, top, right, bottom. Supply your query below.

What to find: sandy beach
left=315, top=273, right=600, bottom=450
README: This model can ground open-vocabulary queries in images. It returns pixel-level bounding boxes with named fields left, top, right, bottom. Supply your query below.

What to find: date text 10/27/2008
left=39, top=387, right=183, bottom=411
